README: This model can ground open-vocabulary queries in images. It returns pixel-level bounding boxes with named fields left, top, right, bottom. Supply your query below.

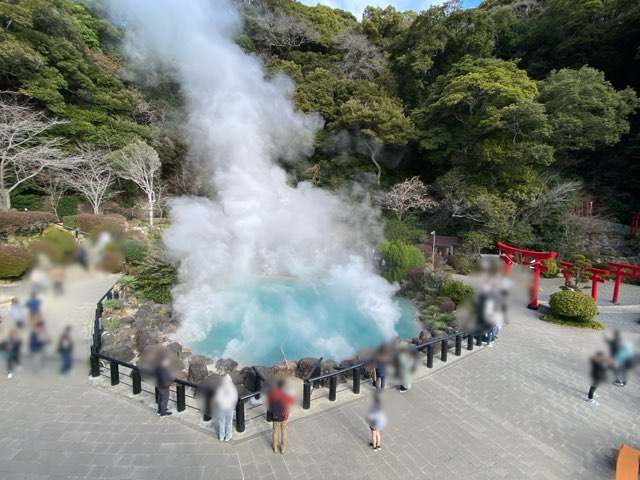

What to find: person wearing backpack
left=268, top=378, right=295, bottom=454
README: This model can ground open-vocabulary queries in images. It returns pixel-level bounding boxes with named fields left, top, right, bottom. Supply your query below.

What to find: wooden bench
left=617, top=444, right=640, bottom=480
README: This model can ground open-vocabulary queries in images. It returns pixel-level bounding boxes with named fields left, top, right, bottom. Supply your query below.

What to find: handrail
left=305, top=361, right=365, bottom=384
left=303, top=357, right=323, bottom=382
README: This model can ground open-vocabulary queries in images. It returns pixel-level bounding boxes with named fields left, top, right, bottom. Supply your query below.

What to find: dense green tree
left=539, top=66, right=639, bottom=153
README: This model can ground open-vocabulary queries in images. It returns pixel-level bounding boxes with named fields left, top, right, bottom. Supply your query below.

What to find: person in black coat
left=587, top=351, right=611, bottom=405
left=155, top=356, right=173, bottom=417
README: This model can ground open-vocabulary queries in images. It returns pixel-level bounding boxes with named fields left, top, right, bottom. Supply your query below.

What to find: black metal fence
left=89, top=285, right=483, bottom=433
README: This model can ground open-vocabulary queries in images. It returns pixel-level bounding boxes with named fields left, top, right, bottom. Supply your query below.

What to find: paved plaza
left=0, top=271, right=639, bottom=479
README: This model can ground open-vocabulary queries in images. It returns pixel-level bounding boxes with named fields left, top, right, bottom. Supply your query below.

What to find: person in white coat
left=215, top=374, right=238, bottom=442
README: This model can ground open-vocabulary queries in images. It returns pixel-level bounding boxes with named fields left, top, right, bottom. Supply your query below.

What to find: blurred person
left=96, top=231, right=112, bottom=268
left=155, top=356, right=173, bottom=417
left=74, top=244, right=88, bottom=270
left=25, top=293, right=42, bottom=328
left=2, top=329, right=22, bottom=379
left=587, top=351, right=611, bottom=405
left=397, top=346, right=418, bottom=393
left=367, top=393, right=387, bottom=451
left=215, top=374, right=238, bottom=442
left=499, top=274, right=512, bottom=325
left=8, top=298, right=25, bottom=329
left=29, top=321, right=50, bottom=374
left=268, top=377, right=295, bottom=454
left=373, top=345, right=390, bottom=390
left=476, top=284, right=498, bottom=347
left=29, top=267, right=48, bottom=294
left=57, top=326, right=73, bottom=376
left=51, top=266, right=65, bottom=296
left=613, top=339, right=634, bottom=387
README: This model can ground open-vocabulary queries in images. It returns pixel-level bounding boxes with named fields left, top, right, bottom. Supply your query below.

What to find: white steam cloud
left=108, top=0, right=406, bottom=364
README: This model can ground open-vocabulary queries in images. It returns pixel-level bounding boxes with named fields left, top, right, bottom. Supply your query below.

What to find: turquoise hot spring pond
left=188, top=278, right=420, bottom=366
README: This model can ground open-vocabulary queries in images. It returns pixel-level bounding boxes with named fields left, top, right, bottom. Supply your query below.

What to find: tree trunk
left=148, top=193, right=154, bottom=227
left=371, top=152, right=382, bottom=186
left=0, top=189, right=10, bottom=211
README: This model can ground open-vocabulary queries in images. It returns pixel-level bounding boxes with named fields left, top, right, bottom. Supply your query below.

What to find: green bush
left=56, top=196, right=79, bottom=219
left=103, top=299, right=122, bottom=310
left=379, top=240, right=425, bottom=282
left=41, top=227, right=76, bottom=256
left=120, top=238, right=147, bottom=264
left=549, top=290, right=598, bottom=322
left=105, top=318, right=121, bottom=332
left=540, top=314, right=604, bottom=330
left=446, top=254, right=476, bottom=275
left=439, top=280, right=474, bottom=306
left=133, top=254, right=178, bottom=304
left=0, top=245, right=34, bottom=278
left=422, top=304, right=456, bottom=330
left=383, top=218, right=423, bottom=243
left=541, top=258, right=559, bottom=278
left=11, top=194, right=44, bottom=211
left=62, top=215, right=77, bottom=228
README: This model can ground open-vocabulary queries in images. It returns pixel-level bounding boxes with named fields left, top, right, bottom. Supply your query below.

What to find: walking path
left=0, top=271, right=638, bottom=479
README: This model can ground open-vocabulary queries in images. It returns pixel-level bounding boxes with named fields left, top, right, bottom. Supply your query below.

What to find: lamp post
left=430, top=231, right=436, bottom=270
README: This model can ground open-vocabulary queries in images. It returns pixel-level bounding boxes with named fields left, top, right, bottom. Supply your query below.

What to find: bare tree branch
left=334, top=30, right=386, bottom=81
left=374, top=176, right=438, bottom=221
left=65, top=146, right=118, bottom=215
left=247, top=5, right=320, bottom=50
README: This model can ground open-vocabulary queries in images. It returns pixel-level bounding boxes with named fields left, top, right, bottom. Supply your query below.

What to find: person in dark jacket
left=155, top=356, right=173, bottom=417
left=29, top=322, right=49, bottom=374
left=4, top=329, right=21, bottom=379
left=587, top=351, right=611, bottom=405
left=58, top=326, right=73, bottom=376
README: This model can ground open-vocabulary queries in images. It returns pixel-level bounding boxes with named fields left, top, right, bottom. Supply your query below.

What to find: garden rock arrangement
left=99, top=294, right=463, bottom=395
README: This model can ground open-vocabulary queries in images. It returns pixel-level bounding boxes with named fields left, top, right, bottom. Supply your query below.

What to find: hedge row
left=63, top=214, right=127, bottom=236
left=0, top=211, right=57, bottom=236
left=0, top=245, right=34, bottom=278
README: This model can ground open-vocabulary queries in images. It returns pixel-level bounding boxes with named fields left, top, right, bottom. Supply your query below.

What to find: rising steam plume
left=108, top=0, right=405, bottom=363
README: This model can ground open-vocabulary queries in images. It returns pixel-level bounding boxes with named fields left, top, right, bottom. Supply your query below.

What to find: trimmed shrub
left=62, top=215, right=77, bottom=228
left=439, top=280, right=474, bottom=306
left=541, top=258, right=559, bottom=278
left=101, top=249, right=126, bottom=273
left=383, top=218, right=423, bottom=243
left=433, top=296, right=456, bottom=313
left=379, top=240, right=425, bottom=282
left=41, top=227, right=75, bottom=256
left=56, top=196, right=80, bottom=219
left=69, top=214, right=127, bottom=236
left=120, top=238, right=147, bottom=264
left=549, top=290, right=598, bottom=322
left=0, top=211, right=56, bottom=236
left=0, top=245, right=34, bottom=278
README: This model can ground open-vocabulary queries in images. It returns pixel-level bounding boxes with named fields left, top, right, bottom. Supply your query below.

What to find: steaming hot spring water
left=185, top=278, right=419, bottom=366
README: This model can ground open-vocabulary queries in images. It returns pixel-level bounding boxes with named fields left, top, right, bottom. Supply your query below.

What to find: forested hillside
left=1, top=0, right=639, bottom=257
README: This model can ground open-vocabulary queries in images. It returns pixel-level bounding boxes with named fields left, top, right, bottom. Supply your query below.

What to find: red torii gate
left=608, top=262, right=640, bottom=304
left=497, top=242, right=557, bottom=310
left=558, top=261, right=610, bottom=300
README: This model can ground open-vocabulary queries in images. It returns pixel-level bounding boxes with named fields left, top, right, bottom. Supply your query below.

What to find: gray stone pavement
left=1, top=272, right=639, bottom=479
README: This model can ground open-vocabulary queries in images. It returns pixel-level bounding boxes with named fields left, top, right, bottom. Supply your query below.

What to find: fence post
left=236, top=399, right=245, bottom=433
left=203, top=390, right=213, bottom=421
left=455, top=335, right=462, bottom=356
left=352, top=367, right=361, bottom=394
left=254, top=375, right=262, bottom=401
left=302, top=381, right=311, bottom=410
left=441, top=339, right=448, bottom=362
left=90, top=355, right=100, bottom=378
left=329, top=375, right=337, bottom=401
left=475, top=335, right=482, bottom=347
left=467, top=334, right=474, bottom=351
left=110, top=361, right=119, bottom=386
left=176, top=384, right=186, bottom=412
left=426, top=345, right=434, bottom=368
left=131, top=369, right=141, bottom=395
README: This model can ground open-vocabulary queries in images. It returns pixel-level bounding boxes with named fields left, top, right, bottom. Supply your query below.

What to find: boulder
left=336, top=358, right=361, bottom=380
left=188, top=362, right=209, bottom=384
left=320, top=360, right=344, bottom=384
left=135, top=329, right=159, bottom=352
left=241, top=366, right=274, bottom=391
left=119, top=316, right=135, bottom=326
left=101, top=327, right=132, bottom=348
left=167, top=342, right=183, bottom=354
left=101, top=343, right=135, bottom=363
left=137, top=344, right=184, bottom=379
left=273, top=360, right=297, bottom=376
left=214, top=357, right=238, bottom=374
left=434, top=296, right=456, bottom=314
left=190, top=355, right=214, bottom=365
left=296, top=357, right=320, bottom=379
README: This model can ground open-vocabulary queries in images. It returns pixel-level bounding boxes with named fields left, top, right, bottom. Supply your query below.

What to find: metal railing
left=89, top=285, right=485, bottom=433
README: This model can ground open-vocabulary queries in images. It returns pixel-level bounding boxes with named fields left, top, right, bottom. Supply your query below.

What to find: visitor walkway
left=0, top=272, right=638, bottom=479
